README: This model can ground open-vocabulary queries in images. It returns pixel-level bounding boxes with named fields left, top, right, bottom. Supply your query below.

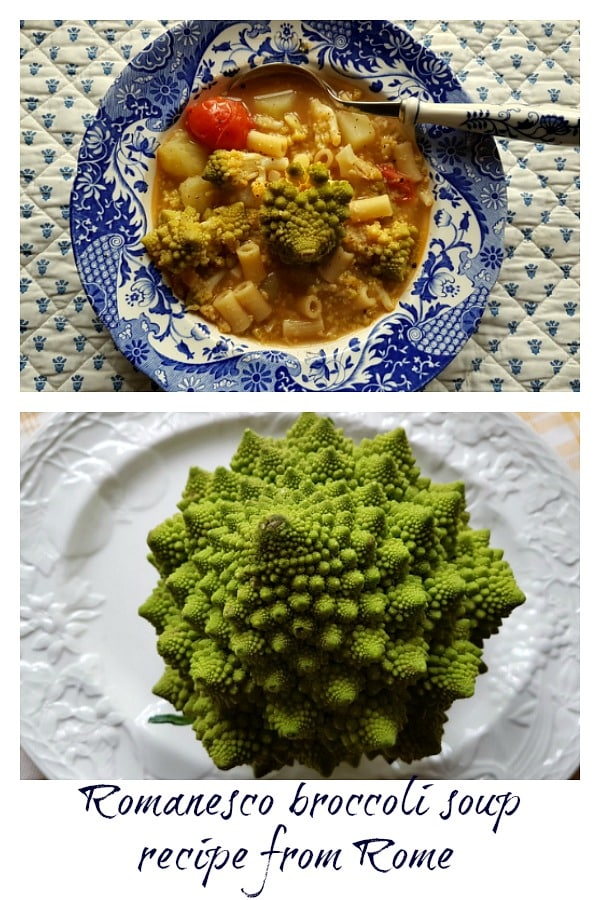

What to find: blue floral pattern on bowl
left=70, top=20, right=506, bottom=392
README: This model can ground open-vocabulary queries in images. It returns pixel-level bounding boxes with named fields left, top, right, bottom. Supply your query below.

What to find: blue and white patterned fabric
left=20, top=20, right=580, bottom=392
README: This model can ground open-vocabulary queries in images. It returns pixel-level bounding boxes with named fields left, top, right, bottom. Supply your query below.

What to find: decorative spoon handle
left=400, top=97, right=580, bottom=145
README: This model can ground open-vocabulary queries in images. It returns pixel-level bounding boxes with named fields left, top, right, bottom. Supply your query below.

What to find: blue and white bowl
left=71, top=20, right=506, bottom=392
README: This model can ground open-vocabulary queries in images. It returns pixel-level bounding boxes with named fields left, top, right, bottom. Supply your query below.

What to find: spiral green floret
left=147, top=513, right=189, bottom=577
left=201, top=149, right=265, bottom=188
left=142, top=202, right=252, bottom=273
left=259, top=167, right=354, bottom=265
left=139, top=412, right=526, bottom=777
left=343, top=218, right=419, bottom=282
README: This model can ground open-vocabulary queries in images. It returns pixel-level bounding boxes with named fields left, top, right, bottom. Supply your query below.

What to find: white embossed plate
left=20, top=412, right=579, bottom=779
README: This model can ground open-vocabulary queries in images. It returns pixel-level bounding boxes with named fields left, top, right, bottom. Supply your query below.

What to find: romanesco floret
left=201, top=149, right=265, bottom=188
left=142, top=207, right=208, bottom=273
left=259, top=165, right=354, bottom=266
left=344, top=218, right=419, bottom=282
left=142, top=202, right=253, bottom=273
left=139, top=413, right=525, bottom=777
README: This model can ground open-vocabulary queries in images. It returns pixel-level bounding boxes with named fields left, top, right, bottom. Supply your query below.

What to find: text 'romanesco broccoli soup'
left=143, top=71, right=433, bottom=346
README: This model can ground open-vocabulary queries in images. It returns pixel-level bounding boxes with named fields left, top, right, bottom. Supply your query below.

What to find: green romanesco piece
left=147, top=512, right=189, bottom=577
left=139, top=412, right=526, bottom=777
left=344, top=218, right=419, bottom=282
left=138, top=580, right=181, bottom=632
left=152, top=665, right=195, bottom=714
left=259, top=165, right=354, bottom=265
left=142, top=202, right=253, bottom=273
left=201, top=148, right=265, bottom=188
left=142, top=206, right=208, bottom=273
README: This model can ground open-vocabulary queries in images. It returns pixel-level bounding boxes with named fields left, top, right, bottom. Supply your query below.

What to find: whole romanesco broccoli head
left=139, top=413, right=525, bottom=778
left=201, top=149, right=266, bottom=189
left=142, top=202, right=253, bottom=273
left=259, top=164, right=354, bottom=266
left=344, top=219, right=419, bottom=282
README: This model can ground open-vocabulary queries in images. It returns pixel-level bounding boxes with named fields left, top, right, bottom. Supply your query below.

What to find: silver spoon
left=229, top=63, right=580, bottom=146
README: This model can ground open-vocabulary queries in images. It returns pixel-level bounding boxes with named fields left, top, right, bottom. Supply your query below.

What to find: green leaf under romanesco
left=139, top=413, right=526, bottom=777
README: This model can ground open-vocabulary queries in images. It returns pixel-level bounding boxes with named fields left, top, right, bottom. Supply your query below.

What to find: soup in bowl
left=144, top=69, right=433, bottom=347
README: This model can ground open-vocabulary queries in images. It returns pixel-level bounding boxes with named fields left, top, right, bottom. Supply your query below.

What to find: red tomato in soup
left=378, top=163, right=416, bottom=202
left=185, top=96, right=254, bottom=150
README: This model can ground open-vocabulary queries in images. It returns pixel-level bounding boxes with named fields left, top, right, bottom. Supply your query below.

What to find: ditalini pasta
left=296, top=294, right=323, bottom=320
left=247, top=129, right=289, bottom=158
left=146, top=71, right=432, bottom=345
left=233, top=281, right=272, bottom=323
left=213, top=291, right=253, bottom=333
left=236, top=241, right=267, bottom=283
left=349, top=194, right=394, bottom=222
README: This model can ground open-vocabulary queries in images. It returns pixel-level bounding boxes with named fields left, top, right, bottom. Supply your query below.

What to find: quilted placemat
left=20, top=20, right=580, bottom=392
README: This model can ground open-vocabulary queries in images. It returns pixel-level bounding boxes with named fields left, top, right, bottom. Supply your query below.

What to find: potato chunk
left=178, top=175, right=215, bottom=214
left=157, top=131, right=209, bottom=181
left=336, top=110, right=376, bottom=150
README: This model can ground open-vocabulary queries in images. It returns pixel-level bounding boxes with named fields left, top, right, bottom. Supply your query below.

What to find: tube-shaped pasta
left=234, top=280, right=272, bottom=323
left=349, top=194, right=393, bottom=222
left=369, top=281, right=396, bottom=311
left=236, top=241, right=267, bottom=283
left=265, top=158, right=289, bottom=182
left=247, top=129, right=288, bottom=158
left=296, top=294, right=322, bottom=320
left=380, top=291, right=396, bottom=311
left=352, top=285, right=377, bottom=311
left=313, top=147, right=334, bottom=167
left=254, top=113, right=287, bottom=133
left=282, top=318, right=324, bottom=342
left=213, top=290, right=252, bottom=334
left=265, top=157, right=289, bottom=172
left=319, top=245, right=355, bottom=283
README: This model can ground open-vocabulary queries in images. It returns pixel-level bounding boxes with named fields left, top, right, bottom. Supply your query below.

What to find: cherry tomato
left=185, top=96, right=254, bottom=150
left=378, top=163, right=416, bottom=202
